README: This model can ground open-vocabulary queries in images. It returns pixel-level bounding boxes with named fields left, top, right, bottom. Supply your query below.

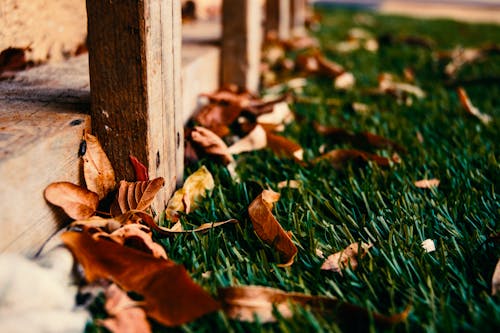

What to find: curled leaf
left=219, top=285, right=410, bottom=327
left=165, top=166, right=214, bottom=222
left=129, top=155, right=149, bottom=181
left=191, top=126, right=234, bottom=165
left=314, top=149, right=391, bottom=169
left=44, top=182, right=99, bottom=220
left=111, top=177, right=165, bottom=216
left=457, top=87, right=492, bottom=125
left=492, top=259, right=500, bottom=296
left=414, top=179, right=440, bottom=189
left=83, top=133, right=116, bottom=200
left=321, top=242, right=372, bottom=274
left=61, top=231, right=220, bottom=327
left=248, top=190, right=298, bottom=267
left=266, top=132, right=304, bottom=161
left=228, top=124, right=268, bottom=155
left=99, top=284, right=151, bottom=333
left=257, top=102, right=294, bottom=126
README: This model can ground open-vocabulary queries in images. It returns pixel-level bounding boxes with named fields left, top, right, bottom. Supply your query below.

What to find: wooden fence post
left=221, top=0, right=262, bottom=92
left=265, top=0, right=291, bottom=40
left=290, top=0, right=307, bottom=36
left=86, top=0, right=182, bottom=208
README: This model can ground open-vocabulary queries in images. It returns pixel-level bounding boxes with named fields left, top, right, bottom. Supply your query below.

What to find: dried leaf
left=99, top=284, right=151, bottom=333
left=334, top=72, right=355, bottom=90
left=165, top=166, right=214, bottom=222
left=378, top=73, right=425, bottom=98
left=414, top=179, right=440, bottom=189
left=61, top=231, right=220, bottom=327
left=191, top=126, right=234, bottom=165
left=83, top=133, right=116, bottom=200
left=321, top=242, right=372, bottom=274
left=70, top=216, right=123, bottom=233
left=266, top=132, right=304, bottom=161
left=0, top=47, right=27, bottom=74
left=316, top=54, right=345, bottom=78
left=111, top=177, right=165, bottom=216
left=257, top=102, right=294, bottom=126
left=248, top=190, right=298, bottom=267
left=130, top=155, right=149, bottom=181
left=421, top=239, right=436, bottom=253
left=277, top=180, right=301, bottom=189
left=457, top=87, right=492, bottom=125
left=314, top=149, right=391, bottom=169
left=44, top=182, right=99, bottom=220
left=228, top=124, right=268, bottom=155
left=219, top=285, right=410, bottom=327
left=94, top=224, right=168, bottom=259
left=492, top=259, right=500, bottom=296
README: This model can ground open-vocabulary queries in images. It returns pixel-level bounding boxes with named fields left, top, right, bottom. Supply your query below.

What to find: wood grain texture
left=86, top=0, right=182, bottom=208
left=290, top=0, right=307, bottom=36
left=0, top=56, right=90, bottom=256
left=265, top=0, right=291, bottom=40
left=221, top=0, right=262, bottom=92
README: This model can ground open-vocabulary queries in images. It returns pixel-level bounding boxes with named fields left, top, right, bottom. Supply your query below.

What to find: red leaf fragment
left=129, top=155, right=149, bottom=181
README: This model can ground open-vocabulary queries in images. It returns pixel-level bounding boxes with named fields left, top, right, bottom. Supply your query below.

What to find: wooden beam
left=221, top=0, right=262, bottom=92
left=265, top=0, right=291, bottom=40
left=290, top=0, right=307, bottom=36
left=86, top=0, right=182, bottom=208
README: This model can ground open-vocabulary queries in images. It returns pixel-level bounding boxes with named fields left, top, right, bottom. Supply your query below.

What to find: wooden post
left=86, top=0, right=182, bottom=208
left=221, top=0, right=262, bottom=92
left=265, top=0, right=291, bottom=40
left=290, top=0, right=307, bottom=36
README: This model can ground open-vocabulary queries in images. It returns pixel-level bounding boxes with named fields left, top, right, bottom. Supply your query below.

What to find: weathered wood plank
left=290, top=0, right=307, bottom=36
left=86, top=0, right=182, bottom=208
left=265, top=0, right=291, bottom=40
left=221, top=0, right=262, bottom=92
left=0, top=55, right=90, bottom=256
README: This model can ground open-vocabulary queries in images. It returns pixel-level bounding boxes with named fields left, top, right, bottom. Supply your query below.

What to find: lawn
left=91, top=7, right=499, bottom=333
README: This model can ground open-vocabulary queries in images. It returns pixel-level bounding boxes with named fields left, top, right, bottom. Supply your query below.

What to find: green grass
left=90, top=8, right=499, bottom=333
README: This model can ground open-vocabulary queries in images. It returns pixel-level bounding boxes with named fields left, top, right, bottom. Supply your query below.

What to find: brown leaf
left=138, top=212, right=238, bottom=236
left=61, top=231, right=220, bottom=327
left=277, top=180, right=301, bottom=189
left=316, top=54, right=345, bottom=78
left=129, top=155, right=149, bottom=181
left=321, top=242, right=373, bottom=274
left=99, top=284, right=151, bottom=333
left=313, top=123, right=406, bottom=153
left=70, top=216, right=123, bottom=233
left=111, top=177, right=165, bottom=216
left=266, top=132, right=304, bottom=161
left=492, top=259, right=500, bottom=296
left=94, top=224, right=168, bottom=259
left=190, top=126, right=233, bottom=165
left=257, top=102, right=294, bottom=127
left=0, top=47, right=28, bottom=75
left=314, top=149, right=391, bottom=169
left=165, top=166, right=214, bottom=222
left=227, top=124, right=267, bottom=155
left=248, top=190, right=298, bottom=267
left=414, top=179, right=440, bottom=189
left=457, top=87, right=492, bottom=125
left=83, top=133, right=116, bottom=200
left=44, top=182, right=99, bottom=220
left=219, top=285, right=410, bottom=327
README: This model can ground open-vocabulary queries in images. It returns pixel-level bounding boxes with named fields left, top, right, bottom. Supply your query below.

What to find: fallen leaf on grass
left=334, top=72, right=355, bottom=90
left=83, top=133, right=116, bottom=200
left=111, top=177, right=165, bottom=216
left=492, top=259, right=500, bottom=296
left=248, top=190, right=298, bottom=267
left=314, top=149, right=391, bottom=169
left=266, top=132, right=304, bottom=161
left=139, top=212, right=239, bottom=235
left=378, top=73, right=425, bottom=98
left=257, top=102, right=294, bottom=127
left=421, top=239, right=436, bottom=253
left=277, top=180, right=301, bottom=189
left=99, top=284, right=151, bottom=333
left=165, top=166, right=214, bottom=222
left=227, top=124, right=267, bottom=155
left=414, top=179, right=440, bottom=189
left=219, top=285, right=410, bottom=327
left=191, top=126, right=233, bottom=165
left=44, top=182, right=99, bottom=220
left=130, top=155, right=149, bottom=181
left=316, top=54, right=345, bottom=78
left=61, top=231, right=220, bottom=326
left=457, top=87, right=492, bottom=125
left=321, top=242, right=372, bottom=274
